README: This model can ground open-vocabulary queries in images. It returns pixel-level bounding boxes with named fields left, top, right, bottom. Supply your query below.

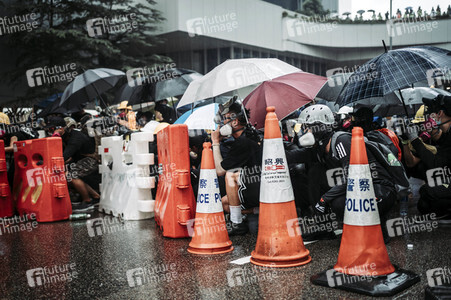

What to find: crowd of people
left=0, top=99, right=177, bottom=213
left=1, top=93, right=450, bottom=241
left=332, top=5, right=451, bottom=22
left=198, top=94, right=451, bottom=241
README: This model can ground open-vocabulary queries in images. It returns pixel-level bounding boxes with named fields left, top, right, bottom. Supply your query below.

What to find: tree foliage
left=1, top=0, right=171, bottom=105
left=300, top=0, right=327, bottom=16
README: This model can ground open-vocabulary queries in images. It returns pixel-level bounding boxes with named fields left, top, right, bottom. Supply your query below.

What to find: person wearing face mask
left=402, top=95, right=451, bottom=221
left=401, top=105, right=439, bottom=181
left=287, top=107, right=340, bottom=224
left=292, top=105, right=397, bottom=233
left=336, top=106, right=353, bottom=132
left=211, top=99, right=262, bottom=236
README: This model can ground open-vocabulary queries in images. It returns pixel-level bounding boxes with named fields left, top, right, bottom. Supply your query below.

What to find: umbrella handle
left=398, top=89, right=410, bottom=118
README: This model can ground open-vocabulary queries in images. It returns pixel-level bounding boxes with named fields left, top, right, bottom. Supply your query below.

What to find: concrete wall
left=154, top=0, right=451, bottom=62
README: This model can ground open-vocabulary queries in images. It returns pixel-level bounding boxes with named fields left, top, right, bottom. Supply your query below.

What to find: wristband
left=212, top=143, right=220, bottom=147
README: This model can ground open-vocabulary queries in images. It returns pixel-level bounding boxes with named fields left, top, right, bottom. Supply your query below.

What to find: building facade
left=152, top=0, right=451, bottom=76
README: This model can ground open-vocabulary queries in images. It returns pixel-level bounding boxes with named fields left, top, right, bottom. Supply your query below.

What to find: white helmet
left=337, top=106, right=353, bottom=119
left=298, top=104, right=334, bottom=125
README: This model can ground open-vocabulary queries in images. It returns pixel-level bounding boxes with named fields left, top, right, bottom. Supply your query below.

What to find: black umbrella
left=36, top=94, right=71, bottom=117
left=336, top=46, right=451, bottom=116
left=122, top=68, right=202, bottom=105
left=114, top=79, right=151, bottom=105
left=357, top=10, right=366, bottom=18
left=59, top=68, right=125, bottom=113
left=316, top=72, right=352, bottom=101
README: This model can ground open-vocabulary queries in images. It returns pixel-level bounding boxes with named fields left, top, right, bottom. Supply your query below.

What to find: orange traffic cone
left=335, top=126, right=394, bottom=276
left=311, top=127, right=419, bottom=296
left=250, top=106, right=311, bottom=268
left=187, top=142, right=233, bottom=255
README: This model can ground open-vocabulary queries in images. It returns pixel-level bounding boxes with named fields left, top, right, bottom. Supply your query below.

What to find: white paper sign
left=259, top=138, right=294, bottom=204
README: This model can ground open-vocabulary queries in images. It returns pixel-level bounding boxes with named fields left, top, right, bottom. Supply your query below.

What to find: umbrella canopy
left=316, top=72, right=352, bottom=101
left=395, top=87, right=451, bottom=105
left=337, top=46, right=451, bottom=109
left=36, top=93, right=63, bottom=109
left=36, top=93, right=71, bottom=117
left=153, top=70, right=202, bottom=104
left=352, top=87, right=451, bottom=117
left=174, top=103, right=219, bottom=130
left=243, top=72, right=327, bottom=129
left=178, top=58, right=301, bottom=108
left=176, top=95, right=229, bottom=116
left=59, top=68, right=125, bottom=112
left=118, top=69, right=202, bottom=105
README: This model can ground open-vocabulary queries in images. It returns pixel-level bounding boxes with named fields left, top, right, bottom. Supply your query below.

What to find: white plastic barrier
left=98, top=132, right=155, bottom=220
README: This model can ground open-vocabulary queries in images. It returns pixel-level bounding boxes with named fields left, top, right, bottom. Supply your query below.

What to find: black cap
left=46, top=116, right=66, bottom=128
left=423, top=94, right=451, bottom=115
left=352, top=107, right=374, bottom=121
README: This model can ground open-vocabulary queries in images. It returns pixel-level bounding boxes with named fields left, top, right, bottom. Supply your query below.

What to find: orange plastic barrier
left=0, top=140, right=13, bottom=218
left=13, top=137, right=72, bottom=222
left=154, top=124, right=196, bottom=238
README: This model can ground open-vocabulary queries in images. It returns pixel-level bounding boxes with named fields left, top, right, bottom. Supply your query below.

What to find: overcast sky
left=339, top=0, right=451, bottom=18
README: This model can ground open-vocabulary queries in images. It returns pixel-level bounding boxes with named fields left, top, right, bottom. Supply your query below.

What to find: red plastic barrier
left=0, top=140, right=13, bottom=218
left=13, top=137, right=72, bottom=222
left=154, top=124, right=196, bottom=238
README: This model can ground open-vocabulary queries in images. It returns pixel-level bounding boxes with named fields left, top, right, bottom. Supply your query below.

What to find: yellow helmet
left=411, top=105, right=425, bottom=123
left=294, top=123, right=302, bottom=133
left=0, top=113, right=10, bottom=125
left=118, top=100, right=132, bottom=110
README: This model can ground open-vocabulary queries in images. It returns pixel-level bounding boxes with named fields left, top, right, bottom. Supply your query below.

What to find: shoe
left=302, top=229, right=336, bottom=242
left=91, top=198, right=100, bottom=207
left=72, top=201, right=94, bottom=213
left=436, top=213, right=451, bottom=225
left=227, top=221, right=249, bottom=236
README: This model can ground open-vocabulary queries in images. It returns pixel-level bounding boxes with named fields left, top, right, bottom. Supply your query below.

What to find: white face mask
left=298, top=132, right=315, bottom=148
left=189, top=151, right=198, bottom=160
left=220, top=123, right=233, bottom=136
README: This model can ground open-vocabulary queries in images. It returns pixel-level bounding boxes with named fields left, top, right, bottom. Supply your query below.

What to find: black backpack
left=331, top=131, right=410, bottom=197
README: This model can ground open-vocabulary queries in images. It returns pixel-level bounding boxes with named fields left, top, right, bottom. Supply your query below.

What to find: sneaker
left=72, top=201, right=94, bottom=213
left=227, top=221, right=249, bottom=236
left=435, top=213, right=451, bottom=225
left=91, top=198, right=100, bottom=207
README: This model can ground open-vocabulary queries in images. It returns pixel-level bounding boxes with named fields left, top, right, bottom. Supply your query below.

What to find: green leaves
left=2, top=0, right=171, bottom=105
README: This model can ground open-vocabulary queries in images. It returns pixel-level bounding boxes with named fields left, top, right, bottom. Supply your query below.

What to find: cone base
left=310, top=265, right=420, bottom=297
left=250, top=254, right=312, bottom=268
left=187, top=245, right=234, bottom=255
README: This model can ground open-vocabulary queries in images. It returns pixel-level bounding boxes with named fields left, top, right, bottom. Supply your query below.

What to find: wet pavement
left=0, top=191, right=450, bottom=300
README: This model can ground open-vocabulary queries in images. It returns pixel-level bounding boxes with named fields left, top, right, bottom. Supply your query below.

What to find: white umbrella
left=174, top=103, right=219, bottom=130
left=394, top=87, right=451, bottom=105
left=363, top=87, right=451, bottom=117
left=177, top=58, right=301, bottom=108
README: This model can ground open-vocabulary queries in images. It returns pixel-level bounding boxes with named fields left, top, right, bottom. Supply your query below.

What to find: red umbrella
left=243, top=72, right=327, bottom=129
